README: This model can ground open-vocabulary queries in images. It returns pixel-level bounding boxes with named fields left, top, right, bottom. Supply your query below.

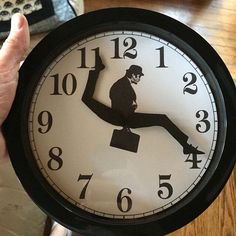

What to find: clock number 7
left=77, top=174, right=93, bottom=199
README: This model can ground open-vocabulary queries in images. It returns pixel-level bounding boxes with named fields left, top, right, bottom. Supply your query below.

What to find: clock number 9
left=117, top=188, right=132, bottom=213
left=47, top=147, right=63, bottom=171
left=158, top=175, right=173, bottom=199
left=111, top=37, right=137, bottom=59
left=38, top=111, right=53, bottom=134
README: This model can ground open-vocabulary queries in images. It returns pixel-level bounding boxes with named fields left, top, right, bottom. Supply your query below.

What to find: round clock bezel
left=4, top=8, right=236, bottom=236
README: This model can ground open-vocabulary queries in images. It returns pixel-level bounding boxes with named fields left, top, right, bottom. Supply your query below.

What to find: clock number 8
left=47, top=147, right=63, bottom=171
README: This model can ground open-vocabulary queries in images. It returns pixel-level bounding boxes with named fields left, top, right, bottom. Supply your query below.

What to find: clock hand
left=82, top=55, right=125, bottom=127
left=127, top=113, right=205, bottom=155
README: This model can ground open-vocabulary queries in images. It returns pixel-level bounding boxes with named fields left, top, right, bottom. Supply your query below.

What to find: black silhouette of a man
left=82, top=55, right=204, bottom=155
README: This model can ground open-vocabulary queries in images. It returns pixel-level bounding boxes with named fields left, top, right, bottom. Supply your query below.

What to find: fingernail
left=11, top=13, right=24, bottom=30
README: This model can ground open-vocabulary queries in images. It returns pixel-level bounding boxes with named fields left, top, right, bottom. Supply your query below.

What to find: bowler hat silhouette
left=126, top=65, right=144, bottom=76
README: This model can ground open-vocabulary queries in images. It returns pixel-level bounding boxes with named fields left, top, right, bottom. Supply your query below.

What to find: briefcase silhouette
left=110, top=128, right=140, bottom=153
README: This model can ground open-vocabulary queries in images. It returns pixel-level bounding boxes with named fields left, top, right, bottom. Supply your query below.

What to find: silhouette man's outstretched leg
left=127, top=113, right=204, bottom=154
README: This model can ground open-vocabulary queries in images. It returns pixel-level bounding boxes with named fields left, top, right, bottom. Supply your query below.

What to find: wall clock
left=4, top=8, right=236, bottom=236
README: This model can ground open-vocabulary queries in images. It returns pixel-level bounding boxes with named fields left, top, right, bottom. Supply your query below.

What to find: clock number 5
left=77, top=174, right=93, bottom=199
left=117, top=188, right=132, bottom=213
left=158, top=175, right=173, bottom=199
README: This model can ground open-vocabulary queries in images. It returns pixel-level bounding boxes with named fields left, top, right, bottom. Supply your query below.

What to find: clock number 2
left=183, top=72, right=198, bottom=95
left=117, top=188, right=132, bottom=213
left=158, top=175, right=173, bottom=199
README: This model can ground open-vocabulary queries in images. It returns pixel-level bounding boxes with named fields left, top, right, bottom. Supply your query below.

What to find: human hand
left=0, top=13, right=30, bottom=162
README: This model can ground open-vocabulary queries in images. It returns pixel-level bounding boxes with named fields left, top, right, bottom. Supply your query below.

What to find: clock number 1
left=156, top=47, right=168, bottom=68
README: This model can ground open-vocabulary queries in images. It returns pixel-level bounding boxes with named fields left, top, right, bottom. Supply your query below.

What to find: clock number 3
left=196, top=110, right=211, bottom=133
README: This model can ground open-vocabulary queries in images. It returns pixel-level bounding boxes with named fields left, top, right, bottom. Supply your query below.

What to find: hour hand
left=94, top=54, right=105, bottom=71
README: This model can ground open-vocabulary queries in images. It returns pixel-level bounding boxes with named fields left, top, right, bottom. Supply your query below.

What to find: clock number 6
left=117, top=188, right=132, bottom=213
left=158, top=175, right=173, bottom=199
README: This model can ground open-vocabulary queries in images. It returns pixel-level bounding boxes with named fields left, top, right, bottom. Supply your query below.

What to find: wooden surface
left=84, top=1, right=236, bottom=236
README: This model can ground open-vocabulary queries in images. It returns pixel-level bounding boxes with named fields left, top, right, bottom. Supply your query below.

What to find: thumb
left=0, top=14, right=30, bottom=125
left=0, top=13, right=30, bottom=72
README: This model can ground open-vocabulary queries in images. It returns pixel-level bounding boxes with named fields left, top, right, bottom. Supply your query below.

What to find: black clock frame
left=3, top=8, right=236, bottom=236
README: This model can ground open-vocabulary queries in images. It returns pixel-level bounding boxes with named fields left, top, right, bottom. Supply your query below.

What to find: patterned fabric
left=0, top=0, right=43, bottom=22
left=0, top=0, right=84, bottom=39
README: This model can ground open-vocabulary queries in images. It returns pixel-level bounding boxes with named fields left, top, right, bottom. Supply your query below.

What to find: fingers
left=0, top=13, right=30, bottom=74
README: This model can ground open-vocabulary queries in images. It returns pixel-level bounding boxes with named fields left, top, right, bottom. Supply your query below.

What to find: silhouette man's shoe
left=95, top=55, right=105, bottom=71
left=183, top=144, right=205, bottom=155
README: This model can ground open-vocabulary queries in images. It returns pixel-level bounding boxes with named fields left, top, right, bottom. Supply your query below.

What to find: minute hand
left=127, top=113, right=205, bottom=155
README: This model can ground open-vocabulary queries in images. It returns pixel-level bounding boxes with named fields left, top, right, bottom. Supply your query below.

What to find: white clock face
left=28, top=30, right=222, bottom=219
